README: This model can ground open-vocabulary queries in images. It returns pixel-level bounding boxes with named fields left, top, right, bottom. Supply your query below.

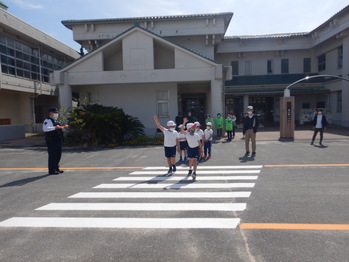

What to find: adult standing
left=311, top=109, right=328, bottom=146
left=242, top=106, right=259, bottom=157
left=175, top=112, right=183, bottom=131
left=225, top=114, right=233, bottom=142
left=43, top=107, right=68, bottom=175
left=215, top=113, right=223, bottom=139
left=205, top=114, right=214, bottom=129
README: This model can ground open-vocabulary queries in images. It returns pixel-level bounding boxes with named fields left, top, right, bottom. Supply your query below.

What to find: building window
left=303, top=58, right=311, bottom=73
left=317, top=101, right=325, bottom=108
left=318, top=53, right=326, bottom=71
left=267, top=60, right=273, bottom=74
left=337, top=91, right=342, bottom=113
left=281, top=59, right=289, bottom=74
left=0, top=34, right=72, bottom=82
left=337, top=46, right=343, bottom=69
left=156, top=90, right=169, bottom=117
left=231, top=61, right=239, bottom=75
left=244, top=60, right=251, bottom=75
left=302, top=103, right=310, bottom=109
left=88, top=92, right=99, bottom=103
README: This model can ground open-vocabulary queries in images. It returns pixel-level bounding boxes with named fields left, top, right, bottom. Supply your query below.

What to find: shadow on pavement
left=0, top=174, right=51, bottom=187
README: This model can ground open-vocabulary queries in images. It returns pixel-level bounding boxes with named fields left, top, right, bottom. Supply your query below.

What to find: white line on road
left=36, top=203, right=246, bottom=211
left=93, top=183, right=255, bottom=189
left=113, top=176, right=258, bottom=181
left=143, top=166, right=262, bottom=170
left=0, top=217, right=241, bottom=229
left=130, top=170, right=260, bottom=175
left=69, top=192, right=252, bottom=199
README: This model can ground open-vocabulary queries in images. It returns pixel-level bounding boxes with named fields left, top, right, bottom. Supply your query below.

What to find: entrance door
left=249, top=96, right=275, bottom=125
left=181, top=94, right=206, bottom=125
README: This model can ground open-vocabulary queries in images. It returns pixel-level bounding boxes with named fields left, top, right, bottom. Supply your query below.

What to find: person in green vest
left=215, top=113, right=223, bottom=139
left=205, top=114, right=214, bottom=129
left=225, top=114, right=234, bottom=142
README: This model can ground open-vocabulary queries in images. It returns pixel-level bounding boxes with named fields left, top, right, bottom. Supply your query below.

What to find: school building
left=52, top=5, right=349, bottom=134
left=1, top=3, right=349, bottom=139
left=0, top=4, right=79, bottom=141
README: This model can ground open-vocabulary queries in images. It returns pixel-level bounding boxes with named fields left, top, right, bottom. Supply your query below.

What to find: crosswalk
left=0, top=165, right=262, bottom=229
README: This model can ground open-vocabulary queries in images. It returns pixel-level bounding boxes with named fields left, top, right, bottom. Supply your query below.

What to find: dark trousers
left=227, top=131, right=232, bottom=141
left=204, top=141, right=212, bottom=156
left=46, top=139, right=62, bottom=173
left=312, top=128, right=324, bottom=143
left=217, top=128, right=222, bottom=138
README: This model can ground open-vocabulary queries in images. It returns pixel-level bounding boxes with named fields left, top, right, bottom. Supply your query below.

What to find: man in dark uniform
left=42, top=107, right=68, bottom=175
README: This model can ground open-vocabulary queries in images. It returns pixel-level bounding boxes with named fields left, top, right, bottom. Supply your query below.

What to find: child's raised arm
left=153, top=115, right=164, bottom=131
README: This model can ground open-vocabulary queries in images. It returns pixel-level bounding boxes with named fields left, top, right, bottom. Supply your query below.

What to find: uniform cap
left=194, top=121, right=201, bottom=126
left=186, top=123, right=196, bottom=129
left=48, top=107, right=58, bottom=113
left=167, top=120, right=176, bottom=127
left=206, top=122, right=212, bottom=126
left=247, top=106, right=254, bottom=110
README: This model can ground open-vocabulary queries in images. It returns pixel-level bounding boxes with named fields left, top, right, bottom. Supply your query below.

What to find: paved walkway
left=0, top=127, right=348, bottom=148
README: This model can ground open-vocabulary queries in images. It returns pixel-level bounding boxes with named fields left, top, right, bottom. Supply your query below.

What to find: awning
left=225, top=86, right=329, bottom=95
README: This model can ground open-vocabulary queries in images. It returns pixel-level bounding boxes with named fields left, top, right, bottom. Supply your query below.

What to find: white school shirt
left=204, top=128, right=213, bottom=141
left=185, top=132, right=201, bottom=148
left=315, top=115, right=323, bottom=128
left=196, top=129, right=204, bottom=140
left=162, top=129, right=179, bottom=147
left=178, top=132, right=187, bottom=141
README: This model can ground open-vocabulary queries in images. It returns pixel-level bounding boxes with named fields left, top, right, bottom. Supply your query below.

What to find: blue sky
left=4, top=0, right=349, bottom=52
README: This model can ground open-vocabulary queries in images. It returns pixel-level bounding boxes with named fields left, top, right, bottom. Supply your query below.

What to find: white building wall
left=76, top=83, right=178, bottom=135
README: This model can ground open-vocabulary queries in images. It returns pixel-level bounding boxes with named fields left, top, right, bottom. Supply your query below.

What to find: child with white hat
left=153, top=115, right=180, bottom=175
left=181, top=118, right=202, bottom=180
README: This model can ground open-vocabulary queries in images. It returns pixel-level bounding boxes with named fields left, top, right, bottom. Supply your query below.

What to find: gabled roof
left=62, top=12, right=233, bottom=28
left=59, top=24, right=218, bottom=72
left=224, top=4, right=349, bottom=41
left=311, top=4, right=349, bottom=33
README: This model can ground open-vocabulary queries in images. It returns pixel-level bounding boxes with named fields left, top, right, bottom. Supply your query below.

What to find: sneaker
left=179, top=157, right=183, bottom=162
left=319, top=142, right=323, bottom=146
left=203, top=155, right=207, bottom=159
left=251, top=152, right=256, bottom=157
left=207, top=155, right=211, bottom=159
left=172, top=165, right=176, bottom=172
left=184, top=157, right=188, bottom=162
left=187, top=169, right=192, bottom=176
left=244, top=152, right=250, bottom=157
left=167, top=167, right=173, bottom=176
left=191, top=172, right=196, bottom=180
left=310, top=141, right=314, bottom=145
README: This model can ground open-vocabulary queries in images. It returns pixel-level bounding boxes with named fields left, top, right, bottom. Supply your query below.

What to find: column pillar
left=210, top=79, right=224, bottom=116
left=58, top=72, right=72, bottom=110
left=341, top=35, right=349, bottom=126
left=19, top=92, right=33, bottom=132
left=243, top=94, right=249, bottom=111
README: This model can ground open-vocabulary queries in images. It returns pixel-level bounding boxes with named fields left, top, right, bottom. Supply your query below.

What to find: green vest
left=215, top=117, right=223, bottom=129
left=225, top=119, right=233, bottom=131
left=205, top=117, right=214, bottom=128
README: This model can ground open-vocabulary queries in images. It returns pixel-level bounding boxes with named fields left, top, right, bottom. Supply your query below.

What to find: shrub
left=63, top=103, right=144, bottom=147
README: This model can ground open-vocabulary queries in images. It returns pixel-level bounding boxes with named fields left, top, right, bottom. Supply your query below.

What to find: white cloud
left=12, top=0, right=44, bottom=9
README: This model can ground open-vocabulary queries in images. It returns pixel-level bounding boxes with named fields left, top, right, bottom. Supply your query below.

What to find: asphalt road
left=0, top=138, right=348, bottom=262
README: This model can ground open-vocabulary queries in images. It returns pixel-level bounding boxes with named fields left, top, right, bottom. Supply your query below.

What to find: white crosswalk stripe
left=0, top=165, right=262, bottom=229
left=36, top=203, right=247, bottom=211
left=68, top=192, right=252, bottom=198
left=130, top=170, right=260, bottom=175
left=0, top=217, right=241, bottom=229
left=114, top=176, right=258, bottom=181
